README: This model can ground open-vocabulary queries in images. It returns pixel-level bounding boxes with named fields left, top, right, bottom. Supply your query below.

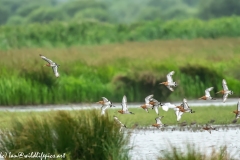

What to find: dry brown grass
left=1, top=38, right=240, bottom=69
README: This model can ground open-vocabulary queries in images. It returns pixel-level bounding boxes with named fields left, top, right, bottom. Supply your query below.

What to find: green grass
left=158, top=144, right=232, bottom=160
left=0, top=38, right=240, bottom=105
left=0, top=106, right=238, bottom=130
left=0, top=110, right=130, bottom=160
left=107, top=106, right=238, bottom=127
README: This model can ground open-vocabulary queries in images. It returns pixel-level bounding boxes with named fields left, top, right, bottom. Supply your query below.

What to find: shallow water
left=0, top=98, right=238, bottom=112
left=129, top=127, right=240, bottom=160
left=0, top=99, right=239, bottom=160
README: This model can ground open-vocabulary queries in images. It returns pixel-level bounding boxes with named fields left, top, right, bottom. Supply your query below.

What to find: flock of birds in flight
left=40, top=55, right=240, bottom=133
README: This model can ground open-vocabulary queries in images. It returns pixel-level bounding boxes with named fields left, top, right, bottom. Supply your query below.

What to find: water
left=0, top=98, right=238, bottom=112
left=0, top=98, right=239, bottom=160
left=129, top=127, right=240, bottom=160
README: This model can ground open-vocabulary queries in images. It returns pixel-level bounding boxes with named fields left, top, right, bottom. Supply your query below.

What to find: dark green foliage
left=0, top=110, right=130, bottom=160
left=199, top=0, right=240, bottom=19
left=1, top=17, right=240, bottom=49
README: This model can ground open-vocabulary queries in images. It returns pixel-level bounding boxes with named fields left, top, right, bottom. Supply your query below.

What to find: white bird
left=161, top=100, right=193, bottom=122
left=140, top=94, right=154, bottom=113
left=40, top=54, right=60, bottom=77
left=180, top=98, right=195, bottom=113
left=113, top=116, right=126, bottom=131
left=160, top=71, right=178, bottom=91
left=150, top=98, right=162, bottom=115
left=174, top=107, right=184, bottom=122
left=97, top=97, right=115, bottom=115
left=216, top=79, right=233, bottom=102
left=118, top=95, right=134, bottom=114
left=161, top=102, right=176, bottom=111
left=152, top=116, right=165, bottom=129
left=199, top=87, right=216, bottom=100
left=161, top=102, right=182, bottom=121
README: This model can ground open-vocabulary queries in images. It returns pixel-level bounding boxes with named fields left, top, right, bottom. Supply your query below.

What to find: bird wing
left=167, top=86, right=174, bottom=91
left=114, top=116, right=125, bottom=127
left=101, top=109, right=105, bottom=115
left=162, top=102, right=176, bottom=111
left=222, top=79, right=228, bottom=91
left=237, top=99, right=240, bottom=111
left=182, top=98, right=190, bottom=109
left=122, top=95, right=128, bottom=112
left=205, top=87, right=214, bottom=97
left=153, top=106, right=159, bottom=115
left=222, top=93, right=229, bottom=103
left=151, top=98, right=160, bottom=106
left=102, top=97, right=109, bottom=103
left=155, top=117, right=163, bottom=125
left=101, top=105, right=109, bottom=115
left=40, top=55, right=54, bottom=64
left=175, top=109, right=183, bottom=121
left=145, top=94, right=154, bottom=104
left=52, top=66, right=59, bottom=77
left=166, top=71, right=174, bottom=83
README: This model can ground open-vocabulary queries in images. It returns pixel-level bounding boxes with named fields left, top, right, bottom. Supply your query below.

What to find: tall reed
left=0, top=110, right=131, bottom=160
left=0, top=38, right=240, bottom=105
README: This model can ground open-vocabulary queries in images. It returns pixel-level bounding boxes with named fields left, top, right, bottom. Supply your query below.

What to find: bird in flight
left=40, top=54, right=60, bottom=77
left=97, top=97, right=115, bottom=115
left=216, top=79, right=233, bottom=102
left=118, top=95, right=134, bottom=114
left=199, top=87, right=216, bottom=100
left=160, top=71, right=178, bottom=91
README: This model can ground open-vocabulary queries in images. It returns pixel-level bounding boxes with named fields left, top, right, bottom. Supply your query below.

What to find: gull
left=199, top=87, right=216, bottom=100
left=97, top=97, right=115, bottom=115
left=152, top=116, right=165, bottom=129
left=232, top=99, right=240, bottom=123
left=118, top=95, right=134, bottom=114
left=160, top=71, right=178, bottom=91
left=216, top=79, right=233, bottom=102
left=140, top=94, right=154, bottom=113
left=40, top=54, right=60, bottom=77
left=113, top=116, right=126, bottom=131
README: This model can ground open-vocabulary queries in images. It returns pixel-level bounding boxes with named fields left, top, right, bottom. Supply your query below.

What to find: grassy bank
left=0, top=109, right=235, bottom=160
left=0, top=38, right=240, bottom=105
left=0, top=110, right=130, bottom=160
left=0, top=106, right=238, bottom=130
left=1, top=16, right=240, bottom=49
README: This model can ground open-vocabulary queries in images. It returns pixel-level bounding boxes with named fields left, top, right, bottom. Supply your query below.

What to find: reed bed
left=0, top=38, right=240, bottom=105
left=158, top=144, right=232, bottom=160
left=0, top=110, right=131, bottom=160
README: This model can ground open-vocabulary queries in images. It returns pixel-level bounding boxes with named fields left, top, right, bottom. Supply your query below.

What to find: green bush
left=0, top=110, right=130, bottom=160
left=1, top=16, right=240, bottom=49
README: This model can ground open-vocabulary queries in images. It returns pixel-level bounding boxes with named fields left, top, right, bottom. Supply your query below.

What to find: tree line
left=0, top=0, right=240, bottom=25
